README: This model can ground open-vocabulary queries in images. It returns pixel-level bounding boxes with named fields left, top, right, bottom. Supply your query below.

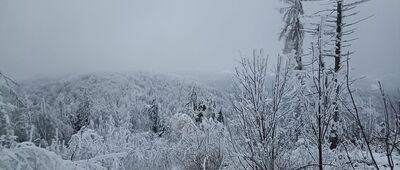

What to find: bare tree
left=377, top=81, right=399, bottom=170
left=342, top=53, right=380, bottom=169
left=298, top=17, right=338, bottom=169
left=324, top=0, right=371, bottom=149
left=229, top=50, right=293, bottom=170
left=309, top=21, right=337, bottom=170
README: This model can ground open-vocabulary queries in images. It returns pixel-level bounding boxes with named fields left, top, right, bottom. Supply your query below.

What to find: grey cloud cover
left=0, top=0, right=399, bottom=81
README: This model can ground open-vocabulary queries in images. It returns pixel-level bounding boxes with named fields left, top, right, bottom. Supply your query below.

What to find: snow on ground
left=0, top=142, right=104, bottom=170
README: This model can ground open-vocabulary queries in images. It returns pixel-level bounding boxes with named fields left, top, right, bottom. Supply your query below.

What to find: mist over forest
left=1, top=0, right=400, bottom=170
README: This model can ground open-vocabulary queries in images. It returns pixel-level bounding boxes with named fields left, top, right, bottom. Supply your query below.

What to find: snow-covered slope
left=19, top=72, right=227, bottom=140
left=0, top=142, right=104, bottom=170
left=0, top=72, right=230, bottom=170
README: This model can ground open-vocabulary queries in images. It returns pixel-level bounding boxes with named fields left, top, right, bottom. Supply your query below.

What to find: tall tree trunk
left=317, top=20, right=324, bottom=169
left=330, top=0, right=343, bottom=150
left=295, top=19, right=303, bottom=70
left=318, top=112, right=323, bottom=170
left=335, top=0, right=342, bottom=73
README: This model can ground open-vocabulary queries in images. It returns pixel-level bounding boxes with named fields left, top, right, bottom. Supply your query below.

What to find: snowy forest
left=1, top=0, right=400, bottom=170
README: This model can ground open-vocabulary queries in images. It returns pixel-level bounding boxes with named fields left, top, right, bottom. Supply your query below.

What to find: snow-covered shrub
left=122, top=132, right=172, bottom=170
left=169, top=113, right=227, bottom=170
left=0, top=142, right=104, bottom=170
left=67, top=128, right=106, bottom=161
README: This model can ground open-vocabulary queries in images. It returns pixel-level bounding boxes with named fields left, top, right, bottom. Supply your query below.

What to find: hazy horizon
left=1, top=0, right=399, bottom=83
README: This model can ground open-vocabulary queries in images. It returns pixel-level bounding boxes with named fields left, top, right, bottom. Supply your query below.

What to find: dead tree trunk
left=330, top=0, right=343, bottom=150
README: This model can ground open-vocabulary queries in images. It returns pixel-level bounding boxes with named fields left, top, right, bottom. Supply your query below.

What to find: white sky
left=0, top=0, right=399, bottom=82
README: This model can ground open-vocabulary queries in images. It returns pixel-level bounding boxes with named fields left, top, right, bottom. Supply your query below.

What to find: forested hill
left=2, top=70, right=400, bottom=169
left=15, top=72, right=227, bottom=143
left=0, top=72, right=231, bottom=169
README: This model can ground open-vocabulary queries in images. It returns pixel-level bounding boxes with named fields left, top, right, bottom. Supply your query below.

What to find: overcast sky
left=0, top=0, right=399, bottom=81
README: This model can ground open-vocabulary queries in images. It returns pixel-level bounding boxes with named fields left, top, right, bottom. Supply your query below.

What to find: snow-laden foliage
left=0, top=142, right=104, bottom=170
left=0, top=72, right=230, bottom=169
left=67, top=129, right=106, bottom=161
left=0, top=68, right=399, bottom=170
left=0, top=73, right=21, bottom=148
left=18, top=72, right=226, bottom=141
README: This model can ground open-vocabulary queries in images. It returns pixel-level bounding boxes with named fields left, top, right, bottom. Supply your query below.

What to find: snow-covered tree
left=0, top=72, right=22, bottom=148
left=229, top=50, right=296, bottom=170
left=70, top=91, right=91, bottom=133
left=280, top=0, right=305, bottom=70
left=67, top=128, right=106, bottom=161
